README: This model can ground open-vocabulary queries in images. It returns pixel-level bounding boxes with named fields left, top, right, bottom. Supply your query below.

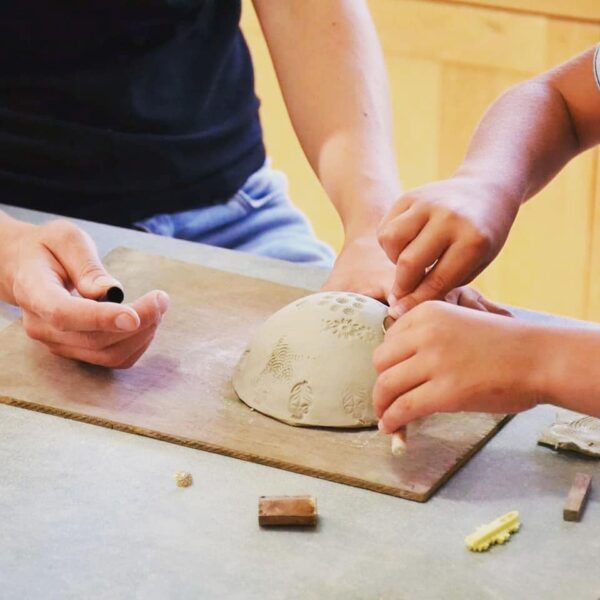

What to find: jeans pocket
left=236, top=165, right=289, bottom=210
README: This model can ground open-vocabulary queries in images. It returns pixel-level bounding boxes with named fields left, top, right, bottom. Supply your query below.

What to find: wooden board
left=0, top=248, right=509, bottom=502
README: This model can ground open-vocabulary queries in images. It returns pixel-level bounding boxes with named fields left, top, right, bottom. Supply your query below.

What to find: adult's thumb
left=45, top=221, right=123, bottom=301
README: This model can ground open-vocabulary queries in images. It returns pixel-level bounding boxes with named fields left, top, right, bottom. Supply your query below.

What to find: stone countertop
left=1, top=204, right=599, bottom=600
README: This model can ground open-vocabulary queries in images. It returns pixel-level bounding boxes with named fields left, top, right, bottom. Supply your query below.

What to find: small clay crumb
left=175, top=471, right=193, bottom=488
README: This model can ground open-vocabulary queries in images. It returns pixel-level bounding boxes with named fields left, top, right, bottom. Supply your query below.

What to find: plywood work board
left=0, top=248, right=508, bottom=501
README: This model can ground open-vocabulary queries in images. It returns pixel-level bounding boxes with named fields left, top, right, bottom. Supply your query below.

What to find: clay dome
left=232, top=291, right=387, bottom=428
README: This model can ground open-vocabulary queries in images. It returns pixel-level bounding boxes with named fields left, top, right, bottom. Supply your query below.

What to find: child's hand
left=378, top=177, right=519, bottom=317
left=373, top=301, right=544, bottom=433
left=444, top=286, right=512, bottom=317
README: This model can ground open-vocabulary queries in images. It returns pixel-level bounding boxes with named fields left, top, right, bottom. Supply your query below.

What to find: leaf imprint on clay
left=289, top=380, right=313, bottom=419
left=322, top=318, right=376, bottom=341
left=262, top=337, right=296, bottom=381
left=568, top=416, right=600, bottom=432
left=342, top=386, right=370, bottom=424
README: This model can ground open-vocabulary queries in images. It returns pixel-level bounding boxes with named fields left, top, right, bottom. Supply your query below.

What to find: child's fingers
left=378, top=194, right=414, bottom=227
left=479, top=296, right=513, bottom=317
left=390, top=243, right=480, bottom=317
left=378, top=381, right=439, bottom=433
left=391, top=222, right=450, bottom=299
left=446, top=287, right=513, bottom=317
left=373, top=333, right=415, bottom=374
left=378, top=205, right=429, bottom=264
left=446, top=286, right=486, bottom=311
left=372, top=356, right=429, bottom=419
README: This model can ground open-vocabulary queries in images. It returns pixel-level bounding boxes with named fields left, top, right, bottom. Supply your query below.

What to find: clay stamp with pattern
left=538, top=409, right=600, bottom=458
left=465, top=511, right=520, bottom=552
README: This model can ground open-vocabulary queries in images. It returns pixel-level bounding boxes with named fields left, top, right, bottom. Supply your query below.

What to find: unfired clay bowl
left=232, top=291, right=387, bottom=428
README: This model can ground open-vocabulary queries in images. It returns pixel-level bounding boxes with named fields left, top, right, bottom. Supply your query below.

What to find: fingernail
left=378, top=420, right=387, bottom=433
left=156, top=291, right=170, bottom=313
left=115, top=313, right=138, bottom=332
left=387, top=293, right=397, bottom=307
left=94, top=275, right=118, bottom=289
left=387, top=306, right=399, bottom=319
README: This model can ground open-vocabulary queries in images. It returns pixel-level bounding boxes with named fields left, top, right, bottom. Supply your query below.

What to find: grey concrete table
left=1, top=205, right=599, bottom=600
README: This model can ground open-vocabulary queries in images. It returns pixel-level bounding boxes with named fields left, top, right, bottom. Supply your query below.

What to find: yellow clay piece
left=465, top=511, right=520, bottom=552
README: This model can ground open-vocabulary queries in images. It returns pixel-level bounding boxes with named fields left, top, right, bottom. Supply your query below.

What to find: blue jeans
left=135, top=164, right=336, bottom=269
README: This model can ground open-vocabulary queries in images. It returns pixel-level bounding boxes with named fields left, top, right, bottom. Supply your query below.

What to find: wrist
left=0, top=212, right=35, bottom=304
left=340, top=190, right=401, bottom=242
left=520, top=324, right=557, bottom=408
left=536, top=327, right=600, bottom=415
left=453, top=167, right=523, bottom=215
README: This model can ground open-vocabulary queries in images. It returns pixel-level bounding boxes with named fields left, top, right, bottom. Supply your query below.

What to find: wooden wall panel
left=371, top=0, right=548, bottom=73
left=443, top=0, right=600, bottom=22
left=241, top=0, right=600, bottom=318
left=586, top=152, right=600, bottom=320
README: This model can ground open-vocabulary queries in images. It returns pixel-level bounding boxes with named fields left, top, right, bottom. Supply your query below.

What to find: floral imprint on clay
left=288, top=380, right=313, bottom=420
left=342, top=386, right=370, bottom=425
left=262, top=337, right=297, bottom=381
left=322, top=318, right=377, bottom=342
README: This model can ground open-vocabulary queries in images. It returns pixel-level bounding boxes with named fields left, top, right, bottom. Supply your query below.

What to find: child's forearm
left=456, top=79, right=581, bottom=210
left=535, top=326, right=600, bottom=417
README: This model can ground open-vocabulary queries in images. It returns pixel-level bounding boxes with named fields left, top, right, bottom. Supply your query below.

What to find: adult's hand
left=0, top=216, right=169, bottom=368
left=321, top=235, right=395, bottom=302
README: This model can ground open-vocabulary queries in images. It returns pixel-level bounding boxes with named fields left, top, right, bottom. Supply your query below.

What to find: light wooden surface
left=0, top=247, right=508, bottom=502
left=242, top=0, right=600, bottom=319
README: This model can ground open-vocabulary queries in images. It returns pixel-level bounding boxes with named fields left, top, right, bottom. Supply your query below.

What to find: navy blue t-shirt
left=0, top=1, right=266, bottom=226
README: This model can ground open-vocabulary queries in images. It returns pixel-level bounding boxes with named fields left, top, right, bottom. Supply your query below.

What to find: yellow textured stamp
left=465, top=511, right=520, bottom=552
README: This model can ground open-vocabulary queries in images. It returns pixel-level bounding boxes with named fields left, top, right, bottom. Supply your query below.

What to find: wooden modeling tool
left=563, top=473, right=592, bottom=522
left=258, top=495, right=318, bottom=527
left=391, top=429, right=407, bottom=456
left=382, top=312, right=408, bottom=457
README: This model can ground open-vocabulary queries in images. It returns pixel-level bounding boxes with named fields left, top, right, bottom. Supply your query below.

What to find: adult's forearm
left=0, top=210, right=33, bottom=304
left=253, top=0, right=401, bottom=237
